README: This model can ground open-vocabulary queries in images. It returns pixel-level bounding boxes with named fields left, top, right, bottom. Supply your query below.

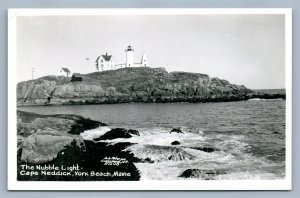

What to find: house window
left=100, top=59, right=104, bottom=62
left=101, top=64, right=104, bottom=68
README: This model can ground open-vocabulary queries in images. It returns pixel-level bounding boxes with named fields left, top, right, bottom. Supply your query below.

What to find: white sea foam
left=134, top=150, right=284, bottom=180
left=81, top=125, right=284, bottom=180
left=249, top=98, right=283, bottom=101
left=119, top=127, right=283, bottom=180
left=124, top=144, right=197, bottom=162
left=80, top=126, right=111, bottom=140
left=100, top=127, right=206, bottom=146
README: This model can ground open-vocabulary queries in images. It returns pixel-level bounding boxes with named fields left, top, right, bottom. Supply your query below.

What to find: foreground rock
left=189, top=147, right=217, bottom=153
left=170, top=127, right=184, bottom=134
left=17, top=111, right=141, bottom=181
left=17, top=110, right=106, bottom=136
left=179, top=169, right=228, bottom=179
left=21, top=129, right=85, bottom=164
left=94, top=128, right=140, bottom=141
left=18, top=141, right=141, bottom=181
left=17, top=67, right=255, bottom=106
left=171, top=141, right=181, bottom=145
left=17, top=110, right=104, bottom=164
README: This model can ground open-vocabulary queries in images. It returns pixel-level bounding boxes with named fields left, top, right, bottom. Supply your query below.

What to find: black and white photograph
left=8, top=9, right=292, bottom=190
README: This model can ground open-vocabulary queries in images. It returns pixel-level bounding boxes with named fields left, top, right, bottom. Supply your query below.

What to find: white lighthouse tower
left=125, top=45, right=134, bottom=67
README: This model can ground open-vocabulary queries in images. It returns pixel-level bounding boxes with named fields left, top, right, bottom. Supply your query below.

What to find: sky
left=16, top=14, right=285, bottom=89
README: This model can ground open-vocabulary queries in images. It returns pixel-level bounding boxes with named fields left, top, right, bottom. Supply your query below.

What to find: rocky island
left=16, top=67, right=285, bottom=106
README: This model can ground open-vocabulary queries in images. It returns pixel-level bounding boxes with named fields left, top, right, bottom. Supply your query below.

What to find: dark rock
left=179, top=169, right=228, bottom=179
left=18, top=141, right=141, bottom=181
left=170, top=127, right=184, bottom=134
left=94, top=128, right=140, bottom=141
left=171, top=141, right=180, bottom=145
left=189, top=147, right=217, bottom=153
left=248, top=89, right=286, bottom=100
left=69, top=117, right=104, bottom=134
left=17, top=110, right=106, bottom=136
left=83, top=141, right=140, bottom=164
left=127, top=129, right=140, bottom=136
left=54, top=139, right=85, bottom=166
left=143, top=157, right=154, bottom=163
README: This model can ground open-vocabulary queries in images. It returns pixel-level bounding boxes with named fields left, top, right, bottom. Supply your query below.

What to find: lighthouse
left=125, top=45, right=134, bottom=67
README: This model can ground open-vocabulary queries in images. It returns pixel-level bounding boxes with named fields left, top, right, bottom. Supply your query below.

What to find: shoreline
left=17, top=93, right=286, bottom=107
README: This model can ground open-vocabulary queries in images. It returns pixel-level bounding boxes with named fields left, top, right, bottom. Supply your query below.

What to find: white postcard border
left=8, top=8, right=292, bottom=191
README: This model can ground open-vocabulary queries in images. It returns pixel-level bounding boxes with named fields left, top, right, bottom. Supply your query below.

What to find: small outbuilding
left=59, top=67, right=71, bottom=77
left=71, top=73, right=83, bottom=82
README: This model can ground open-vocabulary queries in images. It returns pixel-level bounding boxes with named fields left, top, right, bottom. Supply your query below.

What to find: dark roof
left=96, top=53, right=112, bottom=62
left=126, top=45, right=134, bottom=52
left=101, top=53, right=112, bottom=61
left=61, top=68, right=70, bottom=73
left=72, top=73, right=81, bottom=76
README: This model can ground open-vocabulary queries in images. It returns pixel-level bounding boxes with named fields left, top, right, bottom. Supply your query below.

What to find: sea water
left=18, top=99, right=286, bottom=180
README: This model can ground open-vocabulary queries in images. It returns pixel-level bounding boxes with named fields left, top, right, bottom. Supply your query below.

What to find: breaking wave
left=86, top=126, right=285, bottom=180
left=80, top=126, right=111, bottom=140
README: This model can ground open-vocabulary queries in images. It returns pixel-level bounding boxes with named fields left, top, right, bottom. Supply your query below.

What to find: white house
left=59, top=67, right=71, bottom=77
left=95, top=53, right=115, bottom=71
left=95, top=45, right=149, bottom=71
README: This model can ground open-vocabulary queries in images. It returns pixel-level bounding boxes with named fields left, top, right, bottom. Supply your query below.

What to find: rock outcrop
left=188, top=147, right=217, bottom=153
left=17, top=110, right=106, bottom=136
left=17, top=67, right=255, bottom=106
left=171, top=141, right=181, bottom=145
left=21, top=129, right=85, bottom=164
left=17, top=111, right=141, bottom=181
left=170, top=127, right=184, bottom=134
left=94, top=128, right=140, bottom=141
left=17, top=110, right=104, bottom=164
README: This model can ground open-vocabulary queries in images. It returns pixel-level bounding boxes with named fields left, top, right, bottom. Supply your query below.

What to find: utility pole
left=31, top=67, right=35, bottom=80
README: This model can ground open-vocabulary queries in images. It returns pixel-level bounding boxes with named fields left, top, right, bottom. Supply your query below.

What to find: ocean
left=18, top=99, right=286, bottom=180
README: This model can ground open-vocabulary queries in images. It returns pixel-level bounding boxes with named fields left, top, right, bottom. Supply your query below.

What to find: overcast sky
left=16, top=14, right=285, bottom=89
